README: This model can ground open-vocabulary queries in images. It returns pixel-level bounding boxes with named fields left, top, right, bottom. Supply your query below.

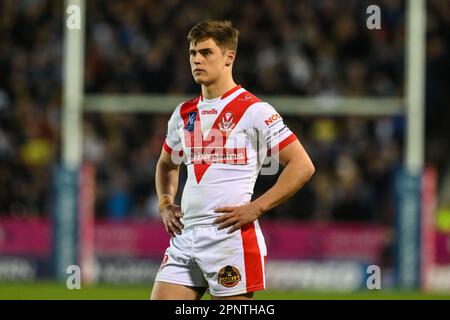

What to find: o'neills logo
left=218, top=112, right=235, bottom=133
left=201, top=108, right=218, bottom=115
left=218, top=265, right=241, bottom=287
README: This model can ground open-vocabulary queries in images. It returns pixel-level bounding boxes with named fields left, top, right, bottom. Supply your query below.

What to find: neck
left=201, top=76, right=237, bottom=100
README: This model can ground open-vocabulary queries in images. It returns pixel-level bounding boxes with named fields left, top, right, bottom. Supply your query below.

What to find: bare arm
left=155, top=148, right=183, bottom=236
left=214, top=139, right=315, bottom=233
left=252, top=139, right=315, bottom=213
left=156, top=148, right=180, bottom=206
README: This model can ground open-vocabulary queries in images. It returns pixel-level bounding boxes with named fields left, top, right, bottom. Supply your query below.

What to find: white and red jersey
left=163, top=85, right=297, bottom=228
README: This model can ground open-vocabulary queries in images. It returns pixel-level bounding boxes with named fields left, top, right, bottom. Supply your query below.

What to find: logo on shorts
left=159, top=254, right=169, bottom=272
left=218, top=265, right=241, bottom=287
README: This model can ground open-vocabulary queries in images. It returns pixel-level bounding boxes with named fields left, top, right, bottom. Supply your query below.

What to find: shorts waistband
left=183, top=223, right=217, bottom=231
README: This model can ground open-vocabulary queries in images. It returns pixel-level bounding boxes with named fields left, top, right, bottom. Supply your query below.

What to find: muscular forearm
left=252, top=160, right=314, bottom=214
left=155, top=159, right=180, bottom=209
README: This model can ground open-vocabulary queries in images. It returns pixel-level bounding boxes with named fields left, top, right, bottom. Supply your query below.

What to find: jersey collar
left=200, top=85, right=242, bottom=102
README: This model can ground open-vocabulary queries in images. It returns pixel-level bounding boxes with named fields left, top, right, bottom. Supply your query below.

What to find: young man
left=151, top=20, right=315, bottom=300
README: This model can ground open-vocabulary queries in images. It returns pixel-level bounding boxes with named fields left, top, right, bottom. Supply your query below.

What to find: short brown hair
left=187, top=20, right=239, bottom=53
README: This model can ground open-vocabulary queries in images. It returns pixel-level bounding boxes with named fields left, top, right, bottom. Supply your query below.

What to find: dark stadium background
left=0, top=0, right=449, bottom=299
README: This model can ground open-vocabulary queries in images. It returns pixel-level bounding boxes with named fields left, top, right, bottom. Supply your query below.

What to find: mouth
left=193, top=69, right=205, bottom=73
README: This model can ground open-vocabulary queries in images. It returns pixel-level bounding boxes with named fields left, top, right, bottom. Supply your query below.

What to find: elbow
left=290, top=159, right=315, bottom=188
left=305, top=161, right=315, bottom=182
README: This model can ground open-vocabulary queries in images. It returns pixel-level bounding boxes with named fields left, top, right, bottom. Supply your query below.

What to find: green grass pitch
left=0, top=282, right=449, bottom=300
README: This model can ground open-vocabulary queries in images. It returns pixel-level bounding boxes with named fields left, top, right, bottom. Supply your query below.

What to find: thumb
left=174, top=208, right=183, bottom=218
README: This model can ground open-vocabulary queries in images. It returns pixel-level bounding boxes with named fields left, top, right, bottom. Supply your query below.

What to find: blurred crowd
left=0, top=0, right=449, bottom=224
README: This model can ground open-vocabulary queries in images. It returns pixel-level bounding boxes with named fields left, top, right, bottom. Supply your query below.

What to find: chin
left=193, top=77, right=204, bottom=84
left=193, top=76, right=211, bottom=85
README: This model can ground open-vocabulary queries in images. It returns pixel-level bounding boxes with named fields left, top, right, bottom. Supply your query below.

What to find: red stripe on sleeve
left=162, top=141, right=172, bottom=154
left=241, top=222, right=264, bottom=292
left=269, top=133, right=297, bottom=155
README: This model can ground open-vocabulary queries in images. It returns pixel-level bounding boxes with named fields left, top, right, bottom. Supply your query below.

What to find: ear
left=225, top=50, right=235, bottom=67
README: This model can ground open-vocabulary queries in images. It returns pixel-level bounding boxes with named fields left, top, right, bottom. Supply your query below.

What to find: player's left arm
left=214, top=137, right=315, bottom=233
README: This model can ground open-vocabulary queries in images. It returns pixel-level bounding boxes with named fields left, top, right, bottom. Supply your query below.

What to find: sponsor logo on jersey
left=184, top=112, right=197, bottom=132
left=272, top=125, right=287, bottom=137
left=218, top=265, right=241, bottom=287
left=264, top=113, right=282, bottom=126
left=201, top=108, right=218, bottom=115
left=218, top=112, right=236, bottom=133
left=189, top=147, right=247, bottom=165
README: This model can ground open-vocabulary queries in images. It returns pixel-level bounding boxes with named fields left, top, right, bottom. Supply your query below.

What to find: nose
left=192, top=53, right=202, bottom=65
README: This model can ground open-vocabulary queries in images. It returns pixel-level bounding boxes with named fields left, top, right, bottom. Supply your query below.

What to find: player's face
left=189, top=38, right=232, bottom=86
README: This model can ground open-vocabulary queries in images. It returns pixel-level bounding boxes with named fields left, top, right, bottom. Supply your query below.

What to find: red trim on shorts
left=241, top=222, right=264, bottom=292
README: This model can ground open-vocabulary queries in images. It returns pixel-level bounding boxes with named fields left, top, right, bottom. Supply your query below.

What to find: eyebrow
left=189, top=48, right=213, bottom=54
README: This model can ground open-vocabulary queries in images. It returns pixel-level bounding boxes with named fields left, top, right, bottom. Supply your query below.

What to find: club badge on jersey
left=218, top=112, right=236, bottom=134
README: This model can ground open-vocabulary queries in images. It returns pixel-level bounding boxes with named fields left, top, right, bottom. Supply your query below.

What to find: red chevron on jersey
left=163, top=85, right=297, bottom=228
left=179, top=91, right=260, bottom=183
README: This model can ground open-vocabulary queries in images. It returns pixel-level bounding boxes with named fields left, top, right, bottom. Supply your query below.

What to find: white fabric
left=164, top=87, right=295, bottom=228
left=155, top=222, right=267, bottom=296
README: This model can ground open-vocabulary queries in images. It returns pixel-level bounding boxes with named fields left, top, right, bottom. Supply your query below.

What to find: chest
left=179, top=103, right=253, bottom=149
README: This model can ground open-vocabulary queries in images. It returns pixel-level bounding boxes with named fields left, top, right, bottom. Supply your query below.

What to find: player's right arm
left=155, top=106, right=184, bottom=236
left=155, top=148, right=183, bottom=236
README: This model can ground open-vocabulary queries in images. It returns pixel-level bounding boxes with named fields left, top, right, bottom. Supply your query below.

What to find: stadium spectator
left=0, top=0, right=449, bottom=224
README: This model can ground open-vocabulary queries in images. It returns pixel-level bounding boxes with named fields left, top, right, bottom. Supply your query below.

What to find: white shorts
left=155, top=220, right=267, bottom=297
